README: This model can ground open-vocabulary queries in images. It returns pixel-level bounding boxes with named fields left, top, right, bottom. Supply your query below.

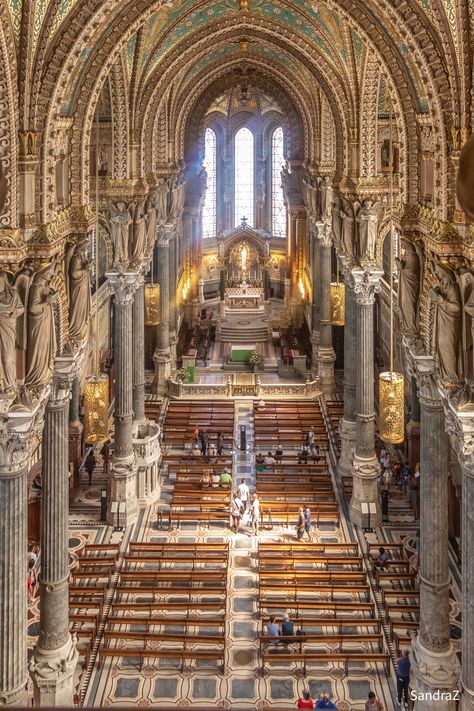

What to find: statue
left=456, top=268, right=474, bottom=389
left=429, top=263, right=463, bottom=384
left=130, top=201, right=147, bottom=264
left=320, top=176, right=333, bottom=219
left=67, top=242, right=92, bottom=346
left=156, top=178, right=168, bottom=225
left=25, top=267, right=57, bottom=390
left=145, top=194, right=157, bottom=249
left=356, top=199, right=380, bottom=263
left=397, top=239, right=421, bottom=341
left=340, top=201, right=356, bottom=261
left=0, top=162, right=7, bottom=216
left=169, top=175, right=185, bottom=222
left=0, top=273, right=24, bottom=394
left=109, top=201, right=132, bottom=266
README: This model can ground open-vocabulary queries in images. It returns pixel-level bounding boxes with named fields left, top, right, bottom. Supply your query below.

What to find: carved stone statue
left=0, top=162, right=7, bottom=216
left=430, top=264, right=463, bottom=384
left=130, top=201, right=147, bottom=264
left=68, top=242, right=91, bottom=346
left=356, top=199, right=379, bottom=263
left=457, top=269, right=474, bottom=388
left=156, top=178, right=168, bottom=225
left=145, top=194, right=157, bottom=249
left=109, top=201, right=132, bottom=266
left=397, top=239, right=421, bottom=339
left=169, top=175, right=185, bottom=222
left=341, top=202, right=356, bottom=261
left=320, top=176, right=333, bottom=219
left=0, top=273, right=24, bottom=394
left=25, top=267, right=57, bottom=390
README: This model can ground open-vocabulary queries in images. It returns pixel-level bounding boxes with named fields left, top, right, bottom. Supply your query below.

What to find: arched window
left=202, top=128, right=217, bottom=239
left=271, top=126, right=287, bottom=238
left=234, top=127, right=254, bottom=227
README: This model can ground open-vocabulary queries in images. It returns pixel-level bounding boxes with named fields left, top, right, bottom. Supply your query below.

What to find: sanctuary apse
left=0, top=0, right=474, bottom=708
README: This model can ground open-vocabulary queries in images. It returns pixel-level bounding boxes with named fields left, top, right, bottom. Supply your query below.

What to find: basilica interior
left=1, top=0, right=474, bottom=708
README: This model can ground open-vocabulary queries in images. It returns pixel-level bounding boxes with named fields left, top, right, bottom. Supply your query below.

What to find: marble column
left=316, top=223, right=336, bottom=395
left=68, top=376, right=83, bottom=486
left=409, top=359, right=459, bottom=709
left=311, top=228, right=321, bottom=362
left=132, top=275, right=146, bottom=432
left=349, top=271, right=382, bottom=527
left=31, top=361, right=78, bottom=706
left=0, top=412, right=33, bottom=706
left=407, top=376, right=421, bottom=471
left=153, top=227, right=173, bottom=394
left=106, top=271, right=139, bottom=527
left=168, top=233, right=178, bottom=367
left=338, top=276, right=357, bottom=476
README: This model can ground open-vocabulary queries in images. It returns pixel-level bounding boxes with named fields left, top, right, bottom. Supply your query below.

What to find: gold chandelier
left=144, top=284, right=160, bottom=325
left=379, top=93, right=404, bottom=444
left=330, top=260, right=345, bottom=326
left=84, top=107, right=109, bottom=444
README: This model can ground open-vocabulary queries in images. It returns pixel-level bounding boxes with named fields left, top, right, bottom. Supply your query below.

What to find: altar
left=225, top=285, right=264, bottom=309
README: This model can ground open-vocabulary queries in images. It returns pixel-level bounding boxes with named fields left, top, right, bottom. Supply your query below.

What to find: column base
left=338, top=418, right=356, bottom=476
left=30, top=635, right=78, bottom=707
left=410, top=636, right=460, bottom=710
left=0, top=682, right=28, bottom=707
left=152, top=349, right=172, bottom=395
left=317, top=346, right=336, bottom=396
left=107, top=455, right=139, bottom=528
left=349, top=454, right=381, bottom=528
left=461, top=686, right=474, bottom=711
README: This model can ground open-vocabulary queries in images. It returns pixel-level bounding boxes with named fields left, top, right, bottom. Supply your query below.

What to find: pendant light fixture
left=330, top=258, right=345, bottom=326
left=84, top=106, right=109, bottom=444
left=144, top=257, right=161, bottom=326
left=379, top=93, right=405, bottom=444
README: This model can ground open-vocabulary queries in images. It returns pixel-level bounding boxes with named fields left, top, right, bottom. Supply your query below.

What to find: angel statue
left=429, top=263, right=463, bottom=385
left=397, top=239, right=422, bottom=345
left=109, top=201, right=132, bottom=267
left=356, top=199, right=381, bottom=265
left=67, top=241, right=92, bottom=347
left=0, top=273, right=24, bottom=394
left=156, top=178, right=168, bottom=225
left=130, top=201, right=147, bottom=266
left=25, top=266, right=57, bottom=390
left=145, top=194, right=157, bottom=249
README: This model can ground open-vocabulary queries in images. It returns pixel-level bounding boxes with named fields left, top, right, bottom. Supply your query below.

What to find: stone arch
left=109, top=57, right=130, bottom=180
left=0, top=6, right=19, bottom=228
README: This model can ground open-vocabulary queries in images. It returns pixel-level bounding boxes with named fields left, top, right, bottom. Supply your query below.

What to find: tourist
left=297, top=690, right=314, bottom=708
left=373, top=546, right=389, bottom=570
left=408, top=471, right=420, bottom=520
left=220, top=467, right=232, bottom=488
left=192, top=440, right=202, bottom=457
left=100, top=441, right=110, bottom=475
left=84, top=449, right=96, bottom=485
left=27, top=544, right=38, bottom=568
left=282, top=612, right=295, bottom=646
left=211, top=472, right=221, bottom=488
left=256, top=452, right=265, bottom=470
left=396, top=650, right=411, bottom=706
left=365, top=691, right=384, bottom=710
left=238, top=478, right=250, bottom=510
left=411, top=531, right=420, bottom=572
left=251, top=494, right=260, bottom=535
left=200, top=471, right=211, bottom=489
left=298, top=444, right=310, bottom=464
left=316, top=693, right=338, bottom=709
left=382, top=466, right=393, bottom=490
left=296, top=506, right=305, bottom=541
left=307, top=428, right=315, bottom=452
left=275, top=444, right=284, bottom=462
left=312, top=444, right=322, bottom=460
left=27, top=558, right=37, bottom=602
left=199, top=429, right=208, bottom=456
left=193, top=425, right=200, bottom=439
left=264, top=451, right=276, bottom=468
left=267, top=615, right=280, bottom=645
left=303, top=505, right=312, bottom=541
left=208, top=440, right=217, bottom=457
left=230, top=495, right=243, bottom=532
left=216, top=431, right=224, bottom=455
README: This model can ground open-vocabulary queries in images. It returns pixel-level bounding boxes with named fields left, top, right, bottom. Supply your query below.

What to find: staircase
left=220, top=310, right=269, bottom=343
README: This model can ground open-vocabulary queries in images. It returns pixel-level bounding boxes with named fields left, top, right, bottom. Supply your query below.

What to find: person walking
left=303, top=505, right=312, bottom=541
left=230, top=495, right=243, bottom=532
left=100, top=441, right=110, bottom=476
left=251, top=494, right=260, bottom=535
left=238, top=478, right=250, bottom=510
left=216, top=431, right=224, bottom=455
left=84, top=449, right=96, bottom=485
left=199, top=429, right=207, bottom=456
left=396, top=650, right=411, bottom=706
left=296, top=506, right=305, bottom=541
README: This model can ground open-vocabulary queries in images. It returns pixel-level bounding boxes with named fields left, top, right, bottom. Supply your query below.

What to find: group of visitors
left=200, top=467, right=232, bottom=489
left=266, top=612, right=298, bottom=645
left=191, top=426, right=225, bottom=457
left=256, top=451, right=277, bottom=471
left=297, top=690, right=385, bottom=710
left=378, top=448, right=420, bottom=520
left=230, top=480, right=260, bottom=534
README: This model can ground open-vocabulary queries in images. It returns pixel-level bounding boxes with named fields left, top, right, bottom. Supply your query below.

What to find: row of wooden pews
left=325, top=400, right=343, bottom=456
left=167, top=460, right=232, bottom=528
left=162, top=400, right=235, bottom=449
left=98, top=542, right=228, bottom=672
left=258, top=542, right=390, bottom=676
left=254, top=400, right=328, bottom=450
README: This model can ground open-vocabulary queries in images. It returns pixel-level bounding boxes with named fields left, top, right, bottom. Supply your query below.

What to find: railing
left=167, top=378, right=321, bottom=399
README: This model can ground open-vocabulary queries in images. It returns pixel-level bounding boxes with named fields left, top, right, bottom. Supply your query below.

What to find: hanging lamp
left=379, top=93, right=405, bottom=444
left=330, top=259, right=345, bottom=326
left=84, top=106, right=109, bottom=444
left=144, top=257, right=161, bottom=325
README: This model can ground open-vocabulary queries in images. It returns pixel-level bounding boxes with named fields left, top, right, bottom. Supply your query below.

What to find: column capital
left=314, top=218, right=333, bottom=248
left=157, top=224, right=176, bottom=246
left=106, top=270, right=140, bottom=304
left=47, top=355, right=82, bottom=408
left=405, top=353, right=443, bottom=409
left=444, top=401, right=474, bottom=476
left=349, top=269, right=383, bottom=305
left=0, top=404, right=44, bottom=478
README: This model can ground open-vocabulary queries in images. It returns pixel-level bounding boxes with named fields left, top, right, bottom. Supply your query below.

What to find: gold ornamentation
left=83, top=374, right=109, bottom=444
left=379, top=371, right=405, bottom=444
left=330, top=281, right=345, bottom=325
left=144, top=284, right=160, bottom=325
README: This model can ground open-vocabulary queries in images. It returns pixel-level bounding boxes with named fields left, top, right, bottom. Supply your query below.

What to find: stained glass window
left=271, top=127, right=287, bottom=238
left=202, top=128, right=217, bottom=239
left=234, top=127, right=254, bottom=227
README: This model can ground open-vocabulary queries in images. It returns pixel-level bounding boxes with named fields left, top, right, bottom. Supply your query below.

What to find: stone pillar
left=106, top=271, right=139, bottom=527
left=349, top=271, right=383, bottom=528
left=169, top=233, right=178, bottom=367
left=31, top=361, right=78, bottom=706
left=0, top=411, right=34, bottom=706
left=338, top=276, right=356, bottom=476
left=68, top=376, right=83, bottom=486
left=458, top=433, right=474, bottom=711
left=407, top=376, right=421, bottom=470
left=153, top=227, right=173, bottom=394
left=132, top=275, right=146, bottom=431
left=311, top=229, right=321, bottom=360
left=316, top=223, right=336, bottom=395
left=409, top=359, right=459, bottom=709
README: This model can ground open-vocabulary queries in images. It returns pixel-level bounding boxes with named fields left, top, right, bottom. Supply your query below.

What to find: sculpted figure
left=130, top=201, right=147, bottom=264
left=146, top=194, right=157, bottom=249
left=25, top=267, right=57, bottom=390
left=456, top=269, right=474, bottom=387
left=397, top=240, right=421, bottom=339
left=356, top=199, right=379, bottom=263
left=320, top=176, right=333, bottom=220
left=156, top=178, right=168, bottom=225
left=109, top=201, right=132, bottom=266
left=68, top=242, right=91, bottom=346
left=341, top=201, right=356, bottom=261
left=430, top=264, right=463, bottom=383
left=0, top=273, right=24, bottom=393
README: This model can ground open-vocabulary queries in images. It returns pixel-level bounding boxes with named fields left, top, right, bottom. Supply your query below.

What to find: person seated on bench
left=192, top=440, right=202, bottom=457
left=282, top=612, right=296, bottom=646
left=311, top=444, right=321, bottom=460
left=211, top=472, right=221, bottom=488
left=200, top=471, right=211, bottom=489
left=365, top=691, right=384, bottom=711
left=316, top=693, right=338, bottom=709
left=256, top=452, right=265, bottom=468
left=298, top=444, right=310, bottom=463
left=373, top=546, right=389, bottom=570
left=275, top=444, right=284, bottom=463
left=208, top=440, right=217, bottom=457
left=264, top=451, right=276, bottom=469
left=267, top=616, right=280, bottom=645
left=297, top=690, right=314, bottom=709
left=220, top=468, right=232, bottom=488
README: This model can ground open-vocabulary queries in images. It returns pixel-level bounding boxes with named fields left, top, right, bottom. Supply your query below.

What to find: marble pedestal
left=106, top=454, right=139, bottom=527
left=152, top=349, right=172, bottom=395
left=411, top=637, right=460, bottom=711
left=31, top=636, right=78, bottom=707
left=349, top=454, right=381, bottom=527
left=338, top=417, right=356, bottom=476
